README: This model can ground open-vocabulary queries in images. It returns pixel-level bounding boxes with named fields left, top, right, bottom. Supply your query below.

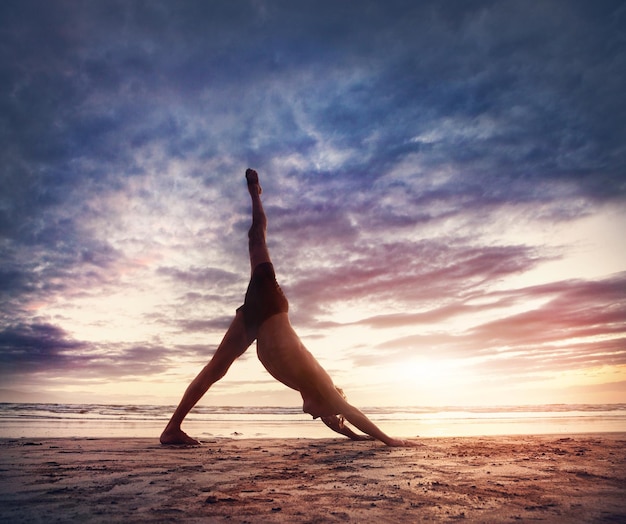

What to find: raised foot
left=245, top=168, right=262, bottom=195
left=160, top=428, right=201, bottom=446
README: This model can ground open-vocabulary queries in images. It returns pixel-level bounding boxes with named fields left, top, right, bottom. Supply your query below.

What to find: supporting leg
left=160, top=303, right=253, bottom=444
left=160, top=169, right=267, bottom=445
left=246, top=169, right=272, bottom=273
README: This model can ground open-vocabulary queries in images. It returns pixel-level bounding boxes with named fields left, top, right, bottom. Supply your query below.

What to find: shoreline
left=1, top=434, right=625, bottom=522
left=2, top=402, right=625, bottom=440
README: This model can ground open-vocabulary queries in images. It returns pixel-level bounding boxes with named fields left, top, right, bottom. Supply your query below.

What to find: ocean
left=1, top=403, right=625, bottom=440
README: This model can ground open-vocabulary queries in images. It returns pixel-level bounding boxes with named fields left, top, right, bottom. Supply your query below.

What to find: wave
left=1, top=402, right=625, bottom=422
left=1, top=402, right=624, bottom=439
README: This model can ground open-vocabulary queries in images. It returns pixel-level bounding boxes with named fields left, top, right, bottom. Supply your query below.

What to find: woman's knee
left=203, top=352, right=238, bottom=383
left=248, top=220, right=266, bottom=242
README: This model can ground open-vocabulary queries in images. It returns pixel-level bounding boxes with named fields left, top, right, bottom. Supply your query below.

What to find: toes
left=245, top=168, right=259, bottom=184
left=246, top=169, right=262, bottom=194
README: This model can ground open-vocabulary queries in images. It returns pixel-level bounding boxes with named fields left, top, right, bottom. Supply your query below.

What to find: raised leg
left=246, top=168, right=272, bottom=273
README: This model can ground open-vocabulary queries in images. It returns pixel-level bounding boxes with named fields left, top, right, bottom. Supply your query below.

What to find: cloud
left=284, top=240, right=546, bottom=326
left=469, top=276, right=626, bottom=347
left=0, top=319, right=228, bottom=384
left=157, top=266, right=241, bottom=291
left=0, top=323, right=85, bottom=375
left=351, top=272, right=626, bottom=378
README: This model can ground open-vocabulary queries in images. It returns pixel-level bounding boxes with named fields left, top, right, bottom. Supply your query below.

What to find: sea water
left=0, top=403, right=624, bottom=440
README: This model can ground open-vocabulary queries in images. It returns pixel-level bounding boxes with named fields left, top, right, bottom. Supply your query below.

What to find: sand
left=1, top=435, right=625, bottom=523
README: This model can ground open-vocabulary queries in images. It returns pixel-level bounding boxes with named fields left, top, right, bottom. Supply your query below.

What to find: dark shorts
left=237, top=262, right=289, bottom=341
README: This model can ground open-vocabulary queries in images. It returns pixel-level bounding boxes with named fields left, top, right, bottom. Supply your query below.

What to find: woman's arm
left=339, top=403, right=417, bottom=447
left=321, top=415, right=373, bottom=441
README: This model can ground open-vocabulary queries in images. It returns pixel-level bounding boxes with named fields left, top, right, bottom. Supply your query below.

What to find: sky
left=1, top=0, right=625, bottom=409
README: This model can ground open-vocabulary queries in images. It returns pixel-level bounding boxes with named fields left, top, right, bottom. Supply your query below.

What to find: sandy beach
left=1, top=434, right=624, bottom=523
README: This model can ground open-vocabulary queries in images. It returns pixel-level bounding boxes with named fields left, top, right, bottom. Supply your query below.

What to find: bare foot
left=160, top=428, right=201, bottom=446
left=386, top=438, right=422, bottom=447
left=245, top=168, right=262, bottom=195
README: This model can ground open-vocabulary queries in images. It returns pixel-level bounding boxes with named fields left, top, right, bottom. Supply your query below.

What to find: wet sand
left=1, top=434, right=625, bottom=522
